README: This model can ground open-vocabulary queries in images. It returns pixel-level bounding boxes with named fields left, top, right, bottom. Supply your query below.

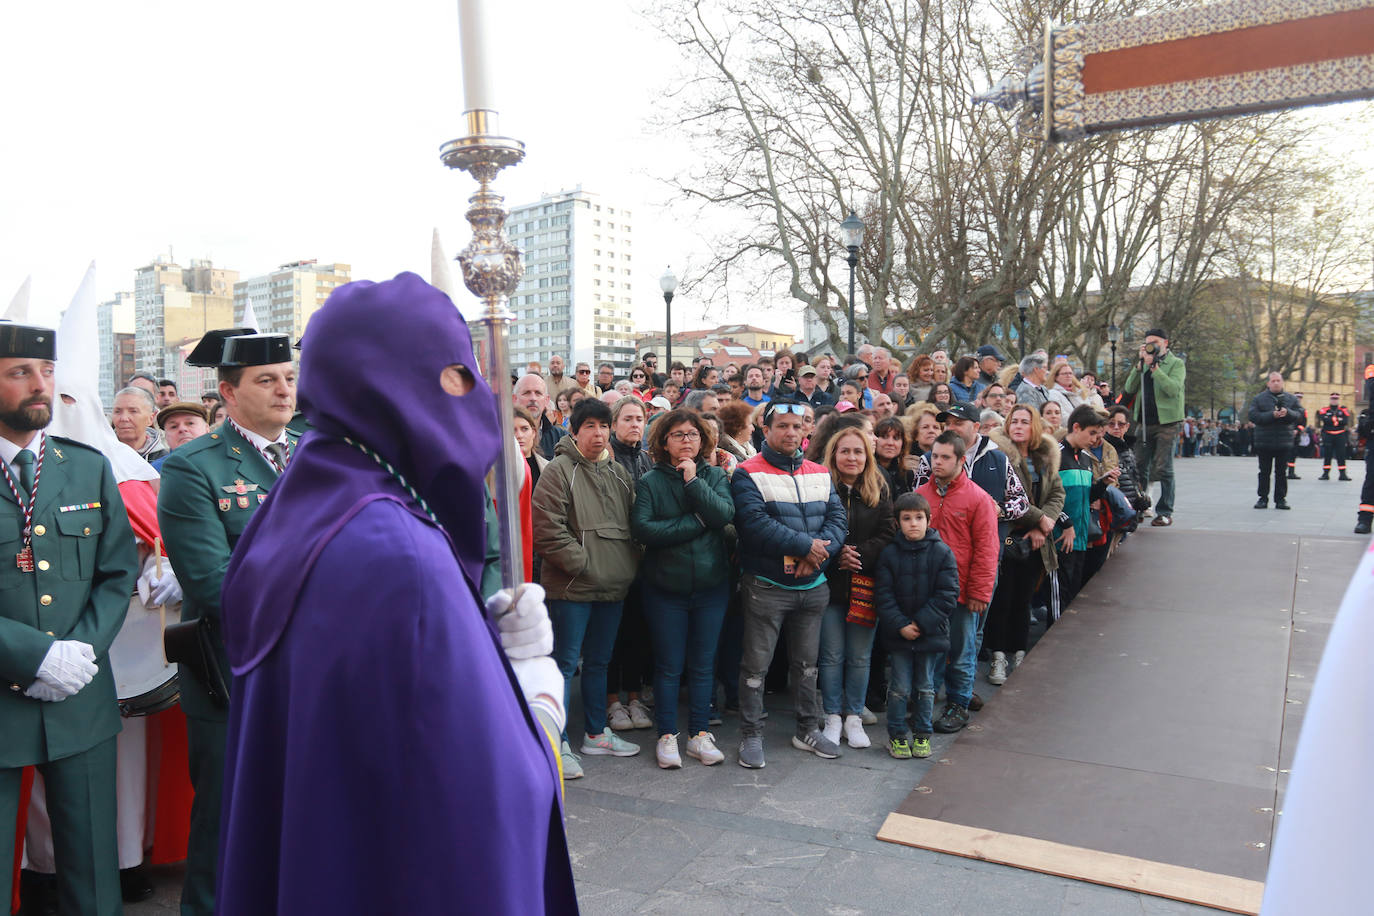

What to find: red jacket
left=917, top=472, right=999, bottom=606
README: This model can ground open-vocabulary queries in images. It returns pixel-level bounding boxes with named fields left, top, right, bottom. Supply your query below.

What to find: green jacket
left=0, top=436, right=138, bottom=768
left=532, top=436, right=639, bottom=602
left=631, top=460, right=734, bottom=595
left=157, top=421, right=298, bottom=721
left=1123, top=350, right=1187, bottom=425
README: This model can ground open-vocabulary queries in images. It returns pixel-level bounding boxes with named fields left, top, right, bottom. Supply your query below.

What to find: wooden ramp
left=877, top=531, right=1360, bottom=913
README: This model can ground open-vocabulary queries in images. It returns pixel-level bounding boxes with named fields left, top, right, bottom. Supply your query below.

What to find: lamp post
left=659, top=267, right=678, bottom=378
left=840, top=211, right=864, bottom=356
left=1015, top=288, right=1032, bottom=358
left=1107, top=323, right=1120, bottom=394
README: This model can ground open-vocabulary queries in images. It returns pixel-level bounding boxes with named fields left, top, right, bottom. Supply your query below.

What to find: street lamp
left=1015, top=288, right=1032, bottom=358
left=659, top=267, right=678, bottom=378
left=840, top=211, right=864, bottom=356
left=1106, top=322, right=1120, bottom=394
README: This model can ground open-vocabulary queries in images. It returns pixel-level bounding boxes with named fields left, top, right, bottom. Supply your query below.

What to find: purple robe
left=217, top=272, right=577, bottom=914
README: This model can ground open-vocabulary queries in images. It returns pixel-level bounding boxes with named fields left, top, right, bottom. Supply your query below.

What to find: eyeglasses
left=668, top=431, right=701, bottom=441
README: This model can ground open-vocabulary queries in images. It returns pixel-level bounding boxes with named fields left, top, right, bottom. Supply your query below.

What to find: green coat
left=1123, top=351, right=1187, bottom=425
left=0, top=436, right=138, bottom=768
left=157, top=422, right=298, bottom=722
left=630, top=460, right=734, bottom=595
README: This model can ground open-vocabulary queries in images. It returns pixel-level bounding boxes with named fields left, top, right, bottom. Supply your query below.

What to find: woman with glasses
left=631, top=409, right=735, bottom=768
left=984, top=404, right=1066, bottom=685
left=1049, top=359, right=1085, bottom=412
left=818, top=426, right=895, bottom=749
left=929, top=382, right=955, bottom=410
left=628, top=364, right=652, bottom=399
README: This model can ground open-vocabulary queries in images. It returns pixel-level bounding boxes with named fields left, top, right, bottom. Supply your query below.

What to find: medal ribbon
left=0, top=435, right=45, bottom=545
left=227, top=418, right=292, bottom=473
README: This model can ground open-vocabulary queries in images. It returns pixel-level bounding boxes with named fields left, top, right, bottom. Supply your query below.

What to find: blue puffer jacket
left=730, top=443, right=846, bottom=587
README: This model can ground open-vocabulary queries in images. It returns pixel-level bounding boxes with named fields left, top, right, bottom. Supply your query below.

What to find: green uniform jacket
left=1122, top=351, right=1187, bottom=425
left=157, top=422, right=298, bottom=722
left=0, top=436, right=138, bottom=768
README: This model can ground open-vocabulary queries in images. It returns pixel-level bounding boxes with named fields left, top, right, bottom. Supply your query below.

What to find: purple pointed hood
left=223, top=271, right=501, bottom=673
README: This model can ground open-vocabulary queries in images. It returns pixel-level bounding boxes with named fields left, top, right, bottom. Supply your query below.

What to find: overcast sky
left=0, top=0, right=743, bottom=334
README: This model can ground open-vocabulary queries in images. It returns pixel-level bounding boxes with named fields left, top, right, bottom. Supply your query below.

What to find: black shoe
left=19, top=870, right=58, bottom=916
left=1340, top=472, right=1352, bottom=481
left=1275, top=500, right=1291, bottom=510
left=1357, top=517, right=1372, bottom=535
left=1254, top=497, right=1268, bottom=509
left=967, top=692, right=984, bottom=712
left=1287, top=473, right=1300, bottom=479
left=1320, top=472, right=1330, bottom=480
left=933, top=704, right=969, bottom=733
left=120, top=865, right=155, bottom=904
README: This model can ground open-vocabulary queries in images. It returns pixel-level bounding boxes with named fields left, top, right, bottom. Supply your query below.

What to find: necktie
left=266, top=442, right=288, bottom=472
left=14, top=449, right=35, bottom=494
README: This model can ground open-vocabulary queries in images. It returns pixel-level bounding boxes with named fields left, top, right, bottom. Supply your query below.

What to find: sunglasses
left=767, top=403, right=808, bottom=417
left=576, top=369, right=590, bottom=374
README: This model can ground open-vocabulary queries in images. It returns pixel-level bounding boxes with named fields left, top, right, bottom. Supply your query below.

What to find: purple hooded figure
left=216, top=272, right=577, bottom=914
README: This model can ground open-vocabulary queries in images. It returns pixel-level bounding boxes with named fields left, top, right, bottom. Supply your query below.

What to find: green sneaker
left=888, top=737, right=912, bottom=759
left=911, top=735, right=932, bottom=758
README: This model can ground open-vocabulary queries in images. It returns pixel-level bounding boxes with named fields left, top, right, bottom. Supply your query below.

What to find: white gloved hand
left=510, top=656, right=566, bottom=736
left=137, top=554, right=182, bottom=606
left=485, top=584, right=553, bottom=660
left=24, top=680, right=68, bottom=702
left=33, top=640, right=98, bottom=698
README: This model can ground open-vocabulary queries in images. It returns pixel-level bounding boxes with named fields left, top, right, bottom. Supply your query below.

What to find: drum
left=109, top=594, right=181, bottom=717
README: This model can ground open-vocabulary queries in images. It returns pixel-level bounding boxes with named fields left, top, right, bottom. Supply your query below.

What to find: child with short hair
left=874, top=492, right=960, bottom=758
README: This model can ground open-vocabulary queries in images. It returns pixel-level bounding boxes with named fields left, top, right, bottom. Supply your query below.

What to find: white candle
left=457, top=0, right=495, bottom=112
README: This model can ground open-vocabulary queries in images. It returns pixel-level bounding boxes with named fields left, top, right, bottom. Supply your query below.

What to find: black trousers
left=1257, top=448, right=1289, bottom=501
left=984, top=552, right=1043, bottom=654
left=1055, top=549, right=1086, bottom=615
left=1361, top=448, right=1374, bottom=518
left=1322, top=433, right=1349, bottom=471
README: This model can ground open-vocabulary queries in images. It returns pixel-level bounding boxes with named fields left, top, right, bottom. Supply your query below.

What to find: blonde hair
left=822, top=427, right=887, bottom=507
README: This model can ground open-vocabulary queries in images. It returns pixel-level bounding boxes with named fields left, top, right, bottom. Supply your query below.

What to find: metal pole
left=1110, top=341, right=1117, bottom=393
left=441, top=114, right=527, bottom=589
left=846, top=248, right=858, bottom=355
left=664, top=291, right=673, bottom=382
left=1019, top=314, right=1027, bottom=359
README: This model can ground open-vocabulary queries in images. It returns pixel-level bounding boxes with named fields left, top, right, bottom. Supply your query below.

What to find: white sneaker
left=656, top=734, right=682, bottom=769
left=560, top=740, right=584, bottom=780
left=843, top=715, right=871, bottom=748
left=685, top=731, right=725, bottom=766
left=860, top=706, right=878, bottom=726
left=822, top=714, right=843, bottom=747
left=607, top=701, right=633, bottom=731
left=1013, top=650, right=1026, bottom=670
left=581, top=728, right=641, bottom=757
left=628, top=698, right=654, bottom=729
left=988, top=651, right=1008, bottom=685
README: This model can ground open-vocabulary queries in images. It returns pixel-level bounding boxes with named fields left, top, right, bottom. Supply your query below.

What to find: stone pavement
left=116, top=454, right=1364, bottom=915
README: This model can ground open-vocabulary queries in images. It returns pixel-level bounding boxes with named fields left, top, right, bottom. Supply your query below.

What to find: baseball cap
left=798, top=366, right=818, bottom=377
left=936, top=402, right=981, bottom=424
left=649, top=396, right=671, bottom=409
left=975, top=345, right=1005, bottom=362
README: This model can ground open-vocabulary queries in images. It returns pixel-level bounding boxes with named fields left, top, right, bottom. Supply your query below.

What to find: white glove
left=24, top=680, right=67, bottom=702
left=485, top=584, right=553, bottom=660
left=31, top=640, right=97, bottom=698
left=137, top=554, right=182, bottom=607
left=510, top=656, right=566, bottom=736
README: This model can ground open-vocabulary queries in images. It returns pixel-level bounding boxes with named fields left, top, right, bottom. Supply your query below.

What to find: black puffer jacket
left=826, top=479, right=895, bottom=608
left=874, top=530, right=959, bottom=654
left=1104, top=432, right=1148, bottom=510
left=1248, top=389, right=1306, bottom=451
left=611, top=436, right=652, bottom=485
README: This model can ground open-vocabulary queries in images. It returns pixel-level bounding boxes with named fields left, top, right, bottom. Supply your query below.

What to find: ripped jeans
left=737, top=574, right=827, bottom=739
left=887, top=650, right=940, bottom=738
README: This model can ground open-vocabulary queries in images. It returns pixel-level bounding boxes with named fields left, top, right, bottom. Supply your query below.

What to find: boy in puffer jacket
left=874, top=492, right=960, bottom=759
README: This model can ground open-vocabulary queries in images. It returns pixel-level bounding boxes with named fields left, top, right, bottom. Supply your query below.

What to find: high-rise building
left=97, top=292, right=135, bottom=407
left=498, top=187, right=636, bottom=368
left=133, top=256, right=237, bottom=378
left=233, top=260, right=351, bottom=340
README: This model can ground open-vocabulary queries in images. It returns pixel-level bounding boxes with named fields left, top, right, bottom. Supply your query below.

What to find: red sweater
left=916, top=472, right=999, bottom=605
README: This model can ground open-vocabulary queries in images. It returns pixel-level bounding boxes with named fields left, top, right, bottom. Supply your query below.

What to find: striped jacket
left=730, top=444, right=847, bottom=588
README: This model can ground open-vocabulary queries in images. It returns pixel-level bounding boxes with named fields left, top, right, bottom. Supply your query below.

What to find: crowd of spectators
left=518, top=341, right=1164, bottom=771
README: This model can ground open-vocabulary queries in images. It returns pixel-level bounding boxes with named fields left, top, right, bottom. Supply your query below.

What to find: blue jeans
left=943, top=605, right=977, bottom=709
left=818, top=603, right=877, bottom=716
left=887, top=650, right=939, bottom=736
left=550, top=599, right=624, bottom=741
left=643, top=582, right=729, bottom=736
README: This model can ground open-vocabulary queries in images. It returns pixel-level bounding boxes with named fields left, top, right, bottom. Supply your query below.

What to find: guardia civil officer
left=1356, top=367, right=1374, bottom=534
left=157, top=330, right=299, bottom=916
left=0, top=323, right=139, bottom=915
left=1316, top=392, right=1353, bottom=481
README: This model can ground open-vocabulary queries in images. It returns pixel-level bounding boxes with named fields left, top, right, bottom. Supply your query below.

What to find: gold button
left=83, top=527, right=90, bottom=535
left=37, top=559, right=48, bottom=571
left=32, top=525, right=45, bottom=536
left=45, top=630, right=53, bottom=636
left=40, top=595, right=51, bottom=606
left=9, top=684, right=18, bottom=692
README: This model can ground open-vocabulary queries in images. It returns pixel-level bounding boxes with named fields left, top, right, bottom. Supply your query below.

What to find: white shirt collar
left=228, top=417, right=287, bottom=452
left=0, top=430, right=43, bottom=470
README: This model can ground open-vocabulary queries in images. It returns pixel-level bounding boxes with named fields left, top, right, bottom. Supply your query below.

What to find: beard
left=0, top=398, right=52, bottom=432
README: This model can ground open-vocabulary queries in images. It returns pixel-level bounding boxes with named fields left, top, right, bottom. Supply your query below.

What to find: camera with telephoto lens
left=1144, top=342, right=1162, bottom=357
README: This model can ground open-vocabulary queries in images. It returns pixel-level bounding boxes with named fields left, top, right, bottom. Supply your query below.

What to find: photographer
left=1121, top=328, right=1186, bottom=527
left=1249, top=371, right=1305, bottom=510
